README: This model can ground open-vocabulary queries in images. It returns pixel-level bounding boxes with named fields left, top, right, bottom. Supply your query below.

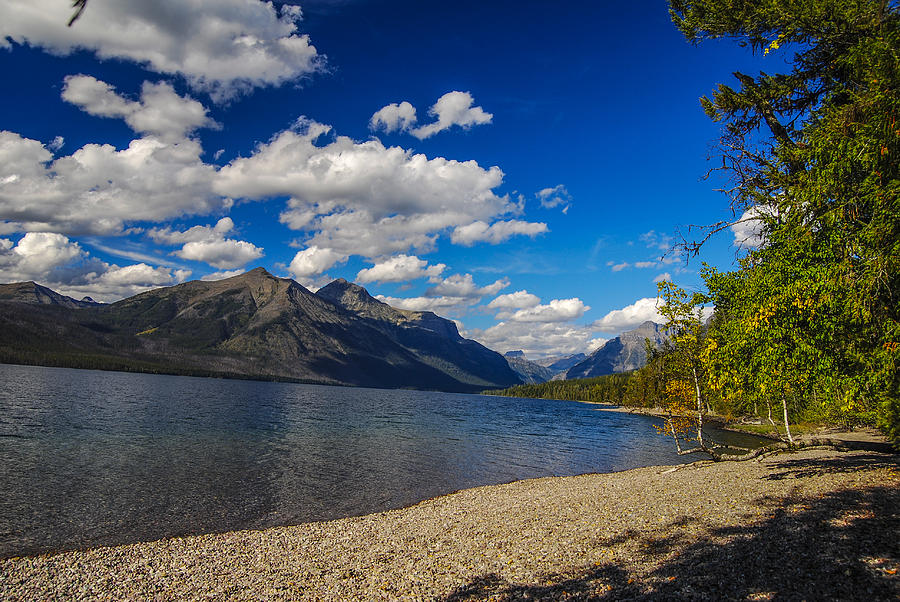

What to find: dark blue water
left=0, top=363, right=764, bottom=558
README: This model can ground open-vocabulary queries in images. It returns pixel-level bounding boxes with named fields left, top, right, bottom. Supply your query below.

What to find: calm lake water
left=0, top=363, right=764, bottom=558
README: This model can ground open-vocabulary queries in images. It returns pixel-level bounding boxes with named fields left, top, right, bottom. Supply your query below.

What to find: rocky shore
left=2, top=447, right=898, bottom=600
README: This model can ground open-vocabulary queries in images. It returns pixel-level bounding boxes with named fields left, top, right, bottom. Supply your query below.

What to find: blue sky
left=0, top=0, right=773, bottom=358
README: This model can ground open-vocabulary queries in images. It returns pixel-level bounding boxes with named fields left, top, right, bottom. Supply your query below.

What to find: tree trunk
left=781, top=391, right=794, bottom=443
left=766, top=398, right=776, bottom=428
left=690, top=365, right=704, bottom=447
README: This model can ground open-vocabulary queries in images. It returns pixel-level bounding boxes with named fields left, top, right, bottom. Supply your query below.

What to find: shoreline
left=3, top=447, right=897, bottom=600
left=590, top=403, right=894, bottom=448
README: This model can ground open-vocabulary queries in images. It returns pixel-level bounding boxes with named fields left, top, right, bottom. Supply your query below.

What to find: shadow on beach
left=444, top=453, right=900, bottom=601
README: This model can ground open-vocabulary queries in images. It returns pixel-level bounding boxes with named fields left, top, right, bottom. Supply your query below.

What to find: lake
left=0, top=363, right=764, bottom=558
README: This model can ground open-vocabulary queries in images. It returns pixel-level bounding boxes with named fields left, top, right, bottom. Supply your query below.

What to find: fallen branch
left=711, top=438, right=851, bottom=462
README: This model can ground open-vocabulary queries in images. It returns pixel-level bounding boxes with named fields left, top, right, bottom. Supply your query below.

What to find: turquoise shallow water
left=0, top=363, right=764, bottom=558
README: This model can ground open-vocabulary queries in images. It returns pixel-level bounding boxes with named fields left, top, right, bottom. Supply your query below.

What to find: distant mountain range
left=0, top=268, right=520, bottom=393
left=565, top=321, right=667, bottom=379
left=0, top=270, right=669, bottom=391
left=501, top=322, right=666, bottom=386
left=503, top=351, right=556, bottom=384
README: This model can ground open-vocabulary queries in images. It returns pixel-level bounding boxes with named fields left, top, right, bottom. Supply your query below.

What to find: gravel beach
left=2, top=447, right=898, bottom=600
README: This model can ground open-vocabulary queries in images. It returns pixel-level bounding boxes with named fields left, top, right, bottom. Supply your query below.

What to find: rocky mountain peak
left=565, top=321, right=667, bottom=379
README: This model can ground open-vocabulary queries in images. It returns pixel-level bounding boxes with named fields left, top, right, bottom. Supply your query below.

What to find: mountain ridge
left=566, top=321, right=667, bottom=379
left=0, top=269, right=520, bottom=392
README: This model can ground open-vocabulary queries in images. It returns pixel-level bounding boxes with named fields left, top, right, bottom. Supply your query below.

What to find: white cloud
left=607, top=259, right=666, bottom=273
left=375, top=273, right=510, bottom=316
left=425, top=273, right=509, bottom=299
left=200, top=269, right=246, bottom=281
left=376, top=295, right=470, bottom=313
left=148, top=217, right=235, bottom=245
left=148, top=217, right=262, bottom=269
left=0, top=130, right=221, bottom=235
left=0, top=232, right=189, bottom=301
left=288, top=245, right=347, bottom=278
left=369, top=92, right=492, bottom=139
left=47, top=136, right=65, bottom=152
left=592, top=297, right=663, bottom=333
left=411, top=91, right=493, bottom=139
left=355, top=254, right=445, bottom=284
left=0, top=0, right=323, bottom=100
left=536, top=184, right=572, bottom=212
left=731, top=207, right=766, bottom=248
left=653, top=272, right=672, bottom=283
left=369, top=101, right=417, bottom=134
left=217, top=118, right=514, bottom=266
left=62, top=75, right=218, bottom=142
left=486, top=290, right=540, bottom=310
left=450, top=219, right=547, bottom=246
left=0, top=232, right=84, bottom=279
left=464, top=321, right=604, bottom=360
left=175, top=239, right=263, bottom=269
left=497, top=298, right=589, bottom=323
left=640, top=230, right=674, bottom=252
left=586, top=337, right=609, bottom=353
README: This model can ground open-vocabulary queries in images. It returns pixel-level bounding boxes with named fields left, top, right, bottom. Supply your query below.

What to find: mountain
left=315, top=278, right=520, bottom=390
left=503, top=351, right=555, bottom=384
left=0, top=269, right=520, bottom=392
left=0, top=281, right=101, bottom=309
left=536, top=353, right=587, bottom=372
left=565, top=321, right=667, bottom=379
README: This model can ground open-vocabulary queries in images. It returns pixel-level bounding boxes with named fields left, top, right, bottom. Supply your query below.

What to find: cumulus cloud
left=369, top=101, right=417, bottom=134
left=374, top=273, right=510, bottom=316
left=592, top=297, right=663, bottom=333
left=486, top=290, right=540, bottom=310
left=0, top=0, right=323, bottom=100
left=217, top=118, right=515, bottom=269
left=450, top=220, right=547, bottom=246
left=411, top=91, right=493, bottom=139
left=0, top=232, right=189, bottom=301
left=731, top=207, right=766, bottom=248
left=355, top=254, right=445, bottom=284
left=376, top=295, right=470, bottom=313
left=425, top=273, right=509, bottom=299
left=288, top=245, right=347, bottom=278
left=496, top=298, right=589, bottom=323
left=175, top=239, right=263, bottom=269
left=0, top=130, right=221, bottom=235
left=147, top=217, right=236, bottom=245
left=370, top=92, right=492, bottom=139
left=62, top=75, right=218, bottom=142
left=653, top=272, right=672, bottom=283
left=148, top=217, right=262, bottom=269
left=465, top=321, right=605, bottom=360
left=536, top=184, right=572, bottom=212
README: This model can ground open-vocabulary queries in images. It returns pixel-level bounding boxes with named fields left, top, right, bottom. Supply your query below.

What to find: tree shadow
left=764, top=453, right=899, bottom=480
left=442, top=456, right=899, bottom=600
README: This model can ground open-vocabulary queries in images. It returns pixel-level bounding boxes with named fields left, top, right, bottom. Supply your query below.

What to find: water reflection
left=0, top=364, right=765, bottom=558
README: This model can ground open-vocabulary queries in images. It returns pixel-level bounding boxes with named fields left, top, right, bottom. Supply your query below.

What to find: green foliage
left=668, top=0, right=900, bottom=445
left=484, top=373, right=632, bottom=404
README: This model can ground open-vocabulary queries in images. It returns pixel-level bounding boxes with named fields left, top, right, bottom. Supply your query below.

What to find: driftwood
left=711, top=438, right=851, bottom=462
left=668, top=438, right=851, bottom=462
